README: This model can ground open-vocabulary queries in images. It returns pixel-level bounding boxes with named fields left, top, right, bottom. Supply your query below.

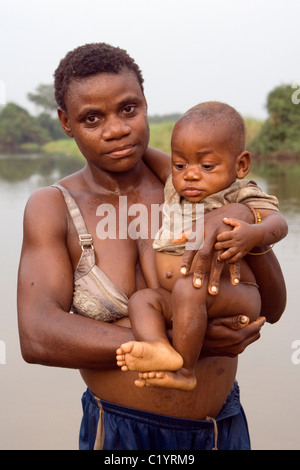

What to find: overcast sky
left=0, top=0, right=299, bottom=118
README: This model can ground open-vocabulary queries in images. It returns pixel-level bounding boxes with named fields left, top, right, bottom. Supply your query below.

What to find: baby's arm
left=215, top=209, right=288, bottom=263
left=143, top=146, right=171, bottom=183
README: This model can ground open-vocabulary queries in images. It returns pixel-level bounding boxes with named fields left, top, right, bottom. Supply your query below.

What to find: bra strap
left=52, top=183, right=94, bottom=250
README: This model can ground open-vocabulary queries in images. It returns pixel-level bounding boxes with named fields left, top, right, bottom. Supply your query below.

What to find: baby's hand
left=214, top=218, right=258, bottom=263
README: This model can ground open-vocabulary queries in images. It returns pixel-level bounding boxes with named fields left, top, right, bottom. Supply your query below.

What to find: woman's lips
left=108, top=145, right=136, bottom=157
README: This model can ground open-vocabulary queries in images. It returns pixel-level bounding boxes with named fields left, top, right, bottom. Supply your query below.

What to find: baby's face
left=171, top=120, right=239, bottom=202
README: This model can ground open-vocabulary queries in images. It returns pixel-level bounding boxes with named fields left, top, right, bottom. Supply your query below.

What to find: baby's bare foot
left=116, top=340, right=183, bottom=372
left=135, top=369, right=197, bottom=391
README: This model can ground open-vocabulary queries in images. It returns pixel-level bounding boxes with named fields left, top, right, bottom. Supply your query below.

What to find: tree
left=0, top=103, right=50, bottom=150
left=37, top=112, right=66, bottom=140
left=249, top=84, right=300, bottom=157
left=27, top=84, right=57, bottom=115
left=27, top=84, right=66, bottom=141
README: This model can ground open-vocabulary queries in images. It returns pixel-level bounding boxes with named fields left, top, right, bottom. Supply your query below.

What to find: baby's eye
left=173, top=163, right=187, bottom=170
left=202, top=164, right=215, bottom=171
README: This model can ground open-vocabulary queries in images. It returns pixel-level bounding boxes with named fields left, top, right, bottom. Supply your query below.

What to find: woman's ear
left=236, top=151, right=251, bottom=179
left=57, top=107, right=73, bottom=137
left=143, top=94, right=148, bottom=113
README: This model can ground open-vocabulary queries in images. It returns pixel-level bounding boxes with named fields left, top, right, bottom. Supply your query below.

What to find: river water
left=0, top=153, right=299, bottom=450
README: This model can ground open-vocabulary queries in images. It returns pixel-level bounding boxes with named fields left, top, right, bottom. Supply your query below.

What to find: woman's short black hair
left=54, top=42, right=144, bottom=111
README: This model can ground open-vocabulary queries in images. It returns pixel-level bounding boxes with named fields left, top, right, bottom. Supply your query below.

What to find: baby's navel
left=165, top=271, right=173, bottom=278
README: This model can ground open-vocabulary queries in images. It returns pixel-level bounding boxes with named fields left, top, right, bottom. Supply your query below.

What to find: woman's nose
left=102, top=116, right=131, bottom=140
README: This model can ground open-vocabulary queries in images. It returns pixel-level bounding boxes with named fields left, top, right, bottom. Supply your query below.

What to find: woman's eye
left=123, top=105, right=136, bottom=115
left=86, top=116, right=99, bottom=124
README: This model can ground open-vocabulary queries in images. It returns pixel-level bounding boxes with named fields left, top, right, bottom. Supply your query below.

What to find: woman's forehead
left=65, top=69, right=144, bottom=110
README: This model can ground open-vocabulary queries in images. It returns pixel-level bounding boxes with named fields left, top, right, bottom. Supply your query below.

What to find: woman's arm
left=17, top=188, right=134, bottom=369
left=245, top=246, right=286, bottom=324
left=201, top=244, right=287, bottom=357
left=143, top=146, right=171, bottom=183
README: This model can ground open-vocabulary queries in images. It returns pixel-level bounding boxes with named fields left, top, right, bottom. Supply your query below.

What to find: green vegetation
left=149, top=121, right=174, bottom=154
left=0, top=84, right=65, bottom=151
left=0, top=102, right=65, bottom=151
left=244, top=117, right=263, bottom=147
left=0, top=103, right=48, bottom=150
left=248, top=84, right=300, bottom=159
left=42, top=139, right=83, bottom=159
left=27, top=84, right=57, bottom=115
left=149, top=113, right=181, bottom=123
left=1, top=82, right=299, bottom=159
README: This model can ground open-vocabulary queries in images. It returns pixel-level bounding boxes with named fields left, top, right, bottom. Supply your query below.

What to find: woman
left=17, top=43, right=286, bottom=450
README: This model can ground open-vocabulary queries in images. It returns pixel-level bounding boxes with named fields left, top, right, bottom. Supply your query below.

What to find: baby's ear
left=236, top=151, right=251, bottom=179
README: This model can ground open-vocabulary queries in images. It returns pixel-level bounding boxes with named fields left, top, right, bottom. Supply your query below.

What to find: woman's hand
left=180, top=204, right=254, bottom=291
left=202, top=316, right=266, bottom=357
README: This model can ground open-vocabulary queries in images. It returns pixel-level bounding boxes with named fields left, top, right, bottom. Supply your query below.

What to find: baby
left=116, top=102, right=287, bottom=390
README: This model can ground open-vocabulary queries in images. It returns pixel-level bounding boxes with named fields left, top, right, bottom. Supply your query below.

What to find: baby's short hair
left=180, top=101, right=246, bottom=157
left=54, top=43, right=144, bottom=111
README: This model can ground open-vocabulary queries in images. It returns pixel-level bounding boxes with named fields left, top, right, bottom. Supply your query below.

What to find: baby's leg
left=137, top=276, right=261, bottom=390
left=116, top=288, right=183, bottom=372
left=137, top=275, right=208, bottom=390
left=206, top=277, right=261, bottom=322
left=172, top=275, right=208, bottom=370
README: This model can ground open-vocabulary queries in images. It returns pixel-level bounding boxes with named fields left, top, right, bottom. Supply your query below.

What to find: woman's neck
left=81, top=160, right=146, bottom=195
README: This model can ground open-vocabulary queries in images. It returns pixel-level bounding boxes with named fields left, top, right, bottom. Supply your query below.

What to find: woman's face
left=58, top=68, right=149, bottom=174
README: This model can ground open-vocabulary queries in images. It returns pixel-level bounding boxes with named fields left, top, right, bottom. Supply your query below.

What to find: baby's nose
left=184, top=166, right=200, bottom=180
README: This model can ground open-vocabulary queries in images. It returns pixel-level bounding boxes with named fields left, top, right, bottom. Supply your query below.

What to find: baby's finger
left=216, top=231, right=234, bottom=242
left=215, top=239, right=235, bottom=251
left=222, top=217, right=240, bottom=227
left=217, top=247, right=239, bottom=261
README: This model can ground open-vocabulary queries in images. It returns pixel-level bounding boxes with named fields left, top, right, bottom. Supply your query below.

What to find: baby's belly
left=155, top=252, right=188, bottom=291
left=80, top=355, right=238, bottom=420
